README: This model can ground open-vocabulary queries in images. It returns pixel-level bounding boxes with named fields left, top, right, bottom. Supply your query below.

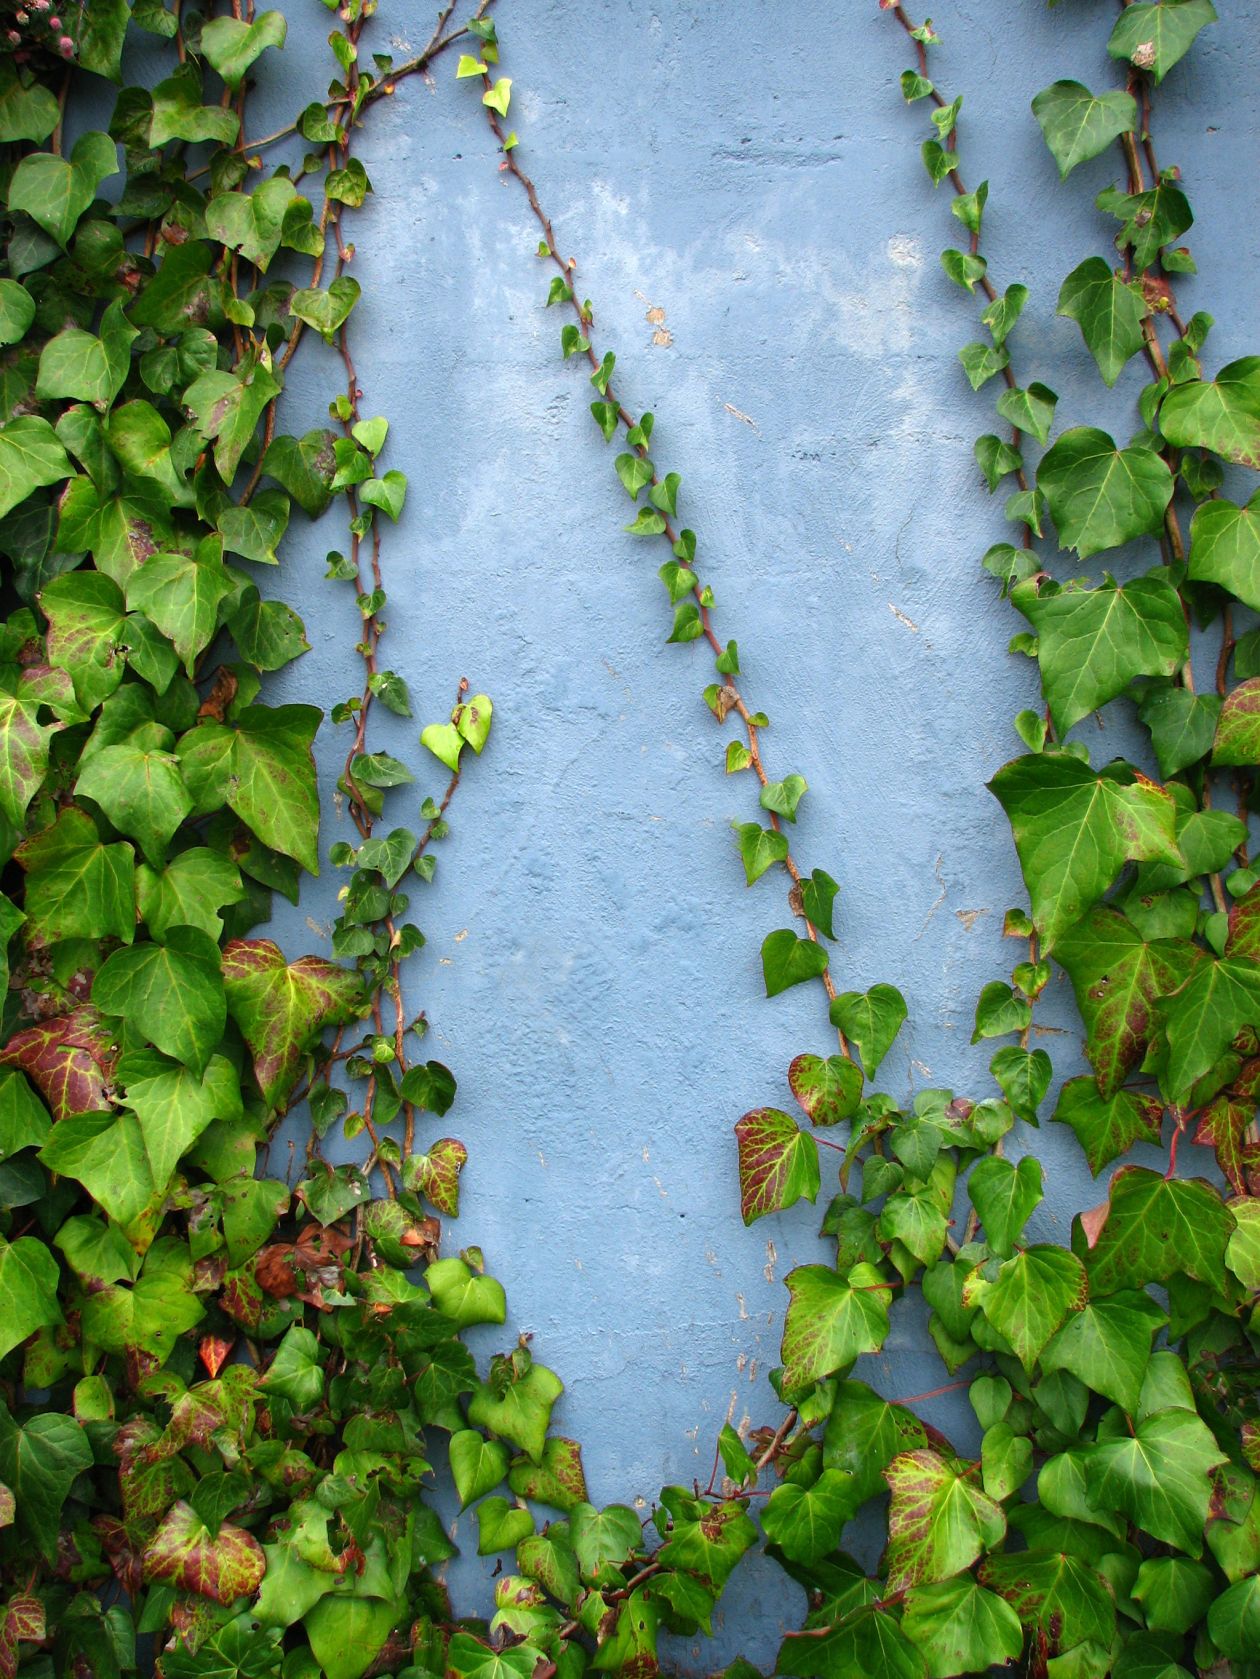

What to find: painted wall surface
left=187, top=1, right=1260, bottom=1666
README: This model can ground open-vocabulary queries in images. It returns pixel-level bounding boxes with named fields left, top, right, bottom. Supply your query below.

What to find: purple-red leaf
left=142, top=1499, right=264, bottom=1603
left=221, top=939, right=364, bottom=1109
left=733, top=1108, right=820, bottom=1226
left=0, top=1006, right=115, bottom=1119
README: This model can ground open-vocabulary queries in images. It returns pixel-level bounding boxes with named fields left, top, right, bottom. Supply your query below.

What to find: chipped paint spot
left=887, top=233, right=922, bottom=268
left=736, top=1292, right=750, bottom=1321
left=955, top=908, right=989, bottom=932
left=747, top=1358, right=758, bottom=1383
left=723, top=401, right=758, bottom=429
left=454, top=928, right=468, bottom=942
left=764, top=1240, right=777, bottom=1284
left=916, top=853, right=947, bottom=939
left=889, top=602, right=920, bottom=632
left=736, top=1352, right=747, bottom=1374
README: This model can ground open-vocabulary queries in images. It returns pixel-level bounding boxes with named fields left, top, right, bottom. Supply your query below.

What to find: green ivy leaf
left=780, top=1263, right=892, bottom=1393
left=788, top=1053, right=863, bottom=1127
left=978, top=1551, right=1116, bottom=1659
left=734, top=821, right=788, bottom=885
left=901, top=1577, right=1024, bottom=1679
left=136, top=847, right=245, bottom=941
left=1032, top=81, right=1137, bottom=177
left=996, top=381, right=1057, bottom=445
left=1187, top=489, right=1260, bottom=609
left=0, top=1237, right=62, bottom=1365
left=1052, top=1077, right=1165, bottom=1175
left=184, top=348, right=283, bottom=483
left=467, top=1362, right=562, bottom=1463
left=828, top=984, right=907, bottom=1077
left=1014, top=573, right=1186, bottom=733
left=988, top=754, right=1180, bottom=950
left=963, top=1245, right=1088, bottom=1367
left=0, top=417, right=72, bottom=523
left=0, top=1407, right=92, bottom=1561
left=262, top=429, right=336, bottom=517
left=760, top=774, right=807, bottom=823
left=884, top=1449, right=1006, bottom=1593
left=1039, top=1290, right=1165, bottom=1413
left=6, top=132, right=117, bottom=248
left=1108, top=0, right=1218, bottom=83
left=16, top=805, right=135, bottom=944
left=76, top=733, right=193, bottom=867
left=777, top=1606, right=924, bottom=1679
left=93, top=926, right=225, bottom=1074
left=199, top=9, right=287, bottom=89
left=761, top=1469, right=859, bottom=1565
left=0, top=59, right=60, bottom=144
left=967, top=1155, right=1043, bottom=1257
left=733, top=1108, right=820, bottom=1225
left=179, top=704, right=322, bottom=874
left=1157, top=953, right=1260, bottom=1098
left=761, top=929, right=829, bottom=997
left=359, top=470, right=407, bottom=522
left=1208, top=1575, right=1260, bottom=1662
left=36, top=299, right=136, bottom=409
left=1037, top=427, right=1172, bottom=559
left=205, top=176, right=301, bottom=273
left=1086, top=1408, right=1226, bottom=1554
left=1057, top=258, right=1146, bottom=387
left=1160, top=355, right=1260, bottom=467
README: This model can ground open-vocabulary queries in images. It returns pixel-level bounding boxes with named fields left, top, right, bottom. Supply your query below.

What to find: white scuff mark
left=454, top=928, right=468, bottom=943
left=723, top=401, right=758, bottom=430
left=736, top=1292, right=750, bottom=1321
left=915, top=852, right=948, bottom=939
left=887, top=233, right=923, bottom=268
left=652, top=1176, right=668, bottom=1198
left=764, top=1240, right=777, bottom=1284
left=642, top=1146, right=651, bottom=1163
left=747, top=1359, right=758, bottom=1384
left=889, top=602, right=920, bottom=633
left=912, top=1059, right=933, bottom=1079
left=736, top=1353, right=748, bottom=1374
left=305, top=917, right=330, bottom=939
left=955, top=908, right=989, bottom=933
left=537, top=1150, right=546, bottom=1167
left=725, top=1390, right=738, bottom=1424
left=438, top=957, right=452, bottom=966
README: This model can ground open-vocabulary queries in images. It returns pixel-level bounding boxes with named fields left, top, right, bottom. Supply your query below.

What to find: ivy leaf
left=1039, top=1290, right=1166, bottom=1413
left=0, top=1237, right=62, bottom=1364
left=963, top=1245, right=1088, bottom=1367
left=1052, top=1077, right=1165, bottom=1175
left=1108, top=0, right=1217, bottom=82
left=218, top=487, right=290, bottom=566
left=401, top=1137, right=467, bottom=1215
left=0, top=60, right=59, bottom=143
left=222, top=938, right=363, bottom=1109
left=0, top=417, right=72, bottom=522
left=967, top=1155, right=1043, bottom=1257
left=183, top=348, right=283, bottom=483
left=1053, top=907, right=1196, bottom=1097
left=80, top=1234, right=204, bottom=1352
left=225, top=586, right=310, bottom=672
left=760, top=774, right=807, bottom=823
left=0, top=1407, right=92, bottom=1561
left=359, top=470, right=407, bottom=523
left=1138, top=686, right=1221, bottom=778
left=467, top=1363, right=563, bottom=1463
left=776, top=1606, right=925, bottom=1679
left=1032, top=81, right=1137, bottom=177
left=901, top=1577, right=1024, bottom=1679
left=475, top=1495, right=532, bottom=1556
left=179, top=704, right=322, bottom=874
left=884, top=1449, right=1006, bottom=1593
left=6, top=132, right=117, bottom=248
left=761, top=1469, right=859, bottom=1565
left=136, top=847, right=245, bottom=941
left=1086, top=1409, right=1226, bottom=1554
left=1157, top=953, right=1260, bottom=1098
left=822, top=1380, right=927, bottom=1503
left=76, top=734, right=193, bottom=866
left=761, top=929, right=829, bottom=997
left=509, top=1437, right=588, bottom=1514
left=450, top=1430, right=509, bottom=1509
left=733, top=1108, right=820, bottom=1225
left=1014, top=574, right=1186, bottom=733
left=827, top=984, right=907, bottom=1077
left=1208, top=1576, right=1260, bottom=1662
left=1187, top=490, right=1260, bottom=610
left=289, top=277, right=361, bottom=344
left=36, top=300, right=137, bottom=409
left=199, top=10, right=287, bottom=89
left=989, top=755, right=1180, bottom=950
left=788, top=1053, right=863, bottom=1127
left=93, top=925, right=226, bottom=1075
left=1212, top=676, right=1260, bottom=766
left=978, top=1551, right=1116, bottom=1658
left=734, top=821, right=788, bottom=885
left=1036, top=428, right=1173, bottom=559
left=205, top=176, right=301, bottom=273
left=16, top=805, right=135, bottom=944
left=996, top=382, right=1057, bottom=445
left=657, top=1497, right=756, bottom=1593
left=263, top=428, right=336, bottom=517
left=0, top=1006, right=115, bottom=1120
left=1160, top=356, right=1260, bottom=468
left=1075, top=1166, right=1235, bottom=1292
left=143, top=1500, right=266, bottom=1601
left=780, top=1263, right=892, bottom=1393
left=148, top=65, right=240, bottom=146
left=39, top=569, right=127, bottom=710
left=446, top=1636, right=538, bottom=1679
left=121, top=1054, right=241, bottom=1185
left=1056, top=257, right=1146, bottom=386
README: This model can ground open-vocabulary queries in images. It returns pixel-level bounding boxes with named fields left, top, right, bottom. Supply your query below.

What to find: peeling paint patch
left=955, top=908, right=989, bottom=932
left=723, top=401, right=758, bottom=429
left=763, top=1240, right=777, bottom=1284
left=888, top=602, right=920, bottom=633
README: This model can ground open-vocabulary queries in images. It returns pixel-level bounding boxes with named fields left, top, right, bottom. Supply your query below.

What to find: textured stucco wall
left=171, top=1, right=1260, bottom=1665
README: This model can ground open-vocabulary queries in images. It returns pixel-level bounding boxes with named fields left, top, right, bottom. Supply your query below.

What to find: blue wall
left=228, top=1, right=1260, bottom=1665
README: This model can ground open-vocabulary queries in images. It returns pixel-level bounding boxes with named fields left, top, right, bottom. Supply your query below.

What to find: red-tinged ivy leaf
left=1086, top=1408, right=1227, bottom=1554
left=0, top=1006, right=116, bottom=1120
left=989, top=756, right=1180, bottom=951
left=780, top=1263, right=892, bottom=1394
left=776, top=1605, right=926, bottom=1679
left=1226, top=882, right=1260, bottom=961
left=1052, top=1076, right=1164, bottom=1175
left=1156, top=954, right=1260, bottom=1101
left=1073, top=1165, right=1235, bottom=1293
left=1053, top=907, right=1199, bottom=1098
left=221, top=938, right=364, bottom=1109
left=883, top=1449, right=1006, bottom=1594
left=401, top=1136, right=467, bottom=1215
left=962, top=1245, right=1088, bottom=1369
left=788, top=1053, right=864, bottom=1126
left=0, top=1485, right=12, bottom=1528
left=734, top=1108, right=820, bottom=1226
left=1194, top=1095, right=1252, bottom=1194
left=0, top=1592, right=46, bottom=1679
left=142, top=1499, right=265, bottom=1602
left=507, top=1437, right=588, bottom=1513
left=0, top=689, right=60, bottom=827
left=978, top=1550, right=1117, bottom=1658
left=1212, top=676, right=1260, bottom=765
left=445, top=1632, right=539, bottom=1679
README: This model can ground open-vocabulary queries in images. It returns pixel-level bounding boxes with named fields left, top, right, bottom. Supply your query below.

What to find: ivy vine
left=0, top=5, right=1256, bottom=1679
